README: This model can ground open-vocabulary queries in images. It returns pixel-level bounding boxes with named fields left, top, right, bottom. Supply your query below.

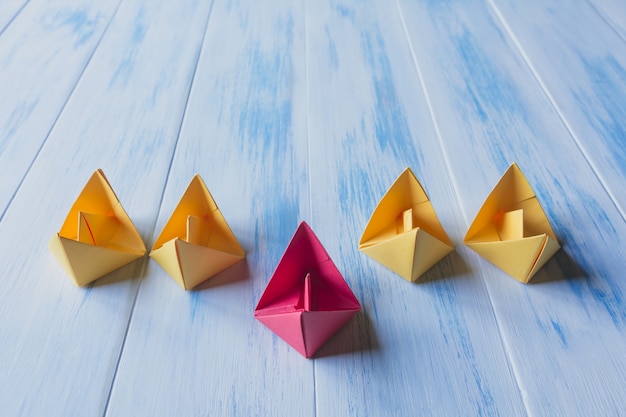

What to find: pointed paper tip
left=297, top=220, right=312, bottom=231
left=190, top=173, right=204, bottom=187
left=400, top=166, right=415, bottom=177
left=92, top=168, right=106, bottom=181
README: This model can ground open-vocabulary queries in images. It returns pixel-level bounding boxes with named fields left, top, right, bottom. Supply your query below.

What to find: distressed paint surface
left=104, top=1, right=314, bottom=416
left=0, top=0, right=29, bottom=34
left=0, top=0, right=122, bottom=217
left=398, top=0, right=626, bottom=415
left=0, top=0, right=624, bottom=416
left=0, top=0, right=213, bottom=415
left=488, top=0, right=626, bottom=217
left=588, top=0, right=626, bottom=40
left=307, top=1, right=523, bottom=416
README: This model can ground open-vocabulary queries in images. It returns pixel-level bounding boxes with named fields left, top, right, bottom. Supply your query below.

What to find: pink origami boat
left=254, top=222, right=361, bottom=358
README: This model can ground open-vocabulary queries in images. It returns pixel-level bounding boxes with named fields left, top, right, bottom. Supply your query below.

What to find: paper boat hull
left=359, top=168, right=454, bottom=281
left=466, top=234, right=560, bottom=283
left=49, top=234, right=144, bottom=286
left=150, top=238, right=244, bottom=290
left=361, top=228, right=453, bottom=282
left=464, top=163, right=560, bottom=282
left=255, top=308, right=360, bottom=358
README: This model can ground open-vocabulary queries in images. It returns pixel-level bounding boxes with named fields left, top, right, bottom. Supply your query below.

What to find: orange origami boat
left=464, top=163, right=560, bottom=283
left=150, top=175, right=245, bottom=290
left=359, top=168, right=454, bottom=282
left=49, top=169, right=146, bottom=286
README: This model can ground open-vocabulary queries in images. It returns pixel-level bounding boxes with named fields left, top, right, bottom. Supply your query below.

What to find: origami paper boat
left=359, top=168, right=454, bottom=282
left=150, top=175, right=245, bottom=290
left=464, top=163, right=560, bottom=283
left=254, top=222, right=361, bottom=358
left=49, top=169, right=146, bottom=286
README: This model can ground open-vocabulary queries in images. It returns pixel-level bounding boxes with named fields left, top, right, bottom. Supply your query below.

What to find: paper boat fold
left=464, top=163, right=560, bottom=283
left=49, top=169, right=146, bottom=286
left=359, top=168, right=454, bottom=282
left=150, top=175, right=245, bottom=290
left=254, top=222, right=361, bottom=358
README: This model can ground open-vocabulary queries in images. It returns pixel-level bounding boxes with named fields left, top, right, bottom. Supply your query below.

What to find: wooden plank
left=588, top=0, right=626, bottom=40
left=0, top=0, right=28, bottom=34
left=398, top=0, right=626, bottom=416
left=0, top=0, right=121, bottom=217
left=306, top=1, right=525, bottom=415
left=103, top=1, right=315, bottom=416
left=0, top=0, right=213, bottom=415
left=488, top=0, right=626, bottom=218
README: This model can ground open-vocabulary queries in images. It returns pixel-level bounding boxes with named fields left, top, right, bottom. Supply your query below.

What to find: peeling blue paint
left=189, top=290, right=201, bottom=322
left=109, top=8, right=147, bottom=87
left=46, top=9, right=98, bottom=47
left=325, top=25, right=339, bottom=70
left=335, top=5, right=356, bottom=22
left=230, top=12, right=300, bottom=291
left=434, top=281, right=496, bottom=416
left=0, top=100, right=38, bottom=149
left=361, top=27, right=413, bottom=158
left=575, top=55, right=626, bottom=180
left=550, top=319, right=568, bottom=348
left=449, top=28, right=530, bottom=170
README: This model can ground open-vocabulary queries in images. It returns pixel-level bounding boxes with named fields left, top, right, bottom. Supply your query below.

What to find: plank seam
left=486, top=0, right=626, bottom=223
left=0, top=0, right=126, bottom=224
left=0, top=0, right=32, bottom=37
left=394, top=1, right=530, bottom=415
left=584, top=0, right=626, bottom=44
left=100, top=1, right=217, bottom=415
left=303, top=1, right=318, bottom=416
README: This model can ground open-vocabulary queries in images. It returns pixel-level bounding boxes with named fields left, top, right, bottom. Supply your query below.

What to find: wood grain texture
left=588, top=0, right=626, bottom=40
left=0, top=0, right=121, bottom=217
left=0, top=0, right=625, bottom=416
left=0, top=0, right=28, bottom=34
left=488, top=0, right=626, bottom=218
left=104, top=1, right=314, bottom=416
left=0, top=0, right=212, bottom=415
left=398, top=0, right=626, bottom=415
left=306, top=1, right=524, bottom=415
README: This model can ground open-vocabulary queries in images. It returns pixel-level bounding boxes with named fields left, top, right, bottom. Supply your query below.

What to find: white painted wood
left=0, top=0, right=213, bottom=415
left=488, top=0, right=626, bottom=218
left=398, top=0, right=626, bottom=416
left=306, top=1, right=524, bottom=416
left=104, top=1, right=315, bottom=416
left=588, top=0, right=626, bottom=40
left=0, top=0, right=28, bottom=33
left=0, top=0, right=121, bottom=217
left=1, top=0, right=625, bottom=415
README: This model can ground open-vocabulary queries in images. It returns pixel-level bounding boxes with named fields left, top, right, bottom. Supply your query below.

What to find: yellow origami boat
left=359, top=168, right=454, bottom=282
left=150, top=175, right=245, bottom=290
left=464, top=163, right=560, bottom=283
left=49, top=169, right=146, bottom=286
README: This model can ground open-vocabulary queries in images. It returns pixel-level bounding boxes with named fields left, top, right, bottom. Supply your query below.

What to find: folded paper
left=49, top=169, right=146, bottom=286
left=255, top=221, right=361, bottom=358
left=359, top=168, right=454, bottom=282
left=150, top=175, right=245, bottom=290
left=464, top=163, right=560, bottom=283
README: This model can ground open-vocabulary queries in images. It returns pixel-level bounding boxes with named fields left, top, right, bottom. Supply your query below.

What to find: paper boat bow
left=254, top=222, right=361, bottom=358
left=49, top=169, right=146, bottom=286
left=464, top=163, right=560, bottom=283
left=150, top=175, right=245, bottom=290
left=359, top=168, right=454, bottom=282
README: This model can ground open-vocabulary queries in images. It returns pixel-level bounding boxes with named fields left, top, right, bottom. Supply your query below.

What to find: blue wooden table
left=1, top=0, right=625, bottom=415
